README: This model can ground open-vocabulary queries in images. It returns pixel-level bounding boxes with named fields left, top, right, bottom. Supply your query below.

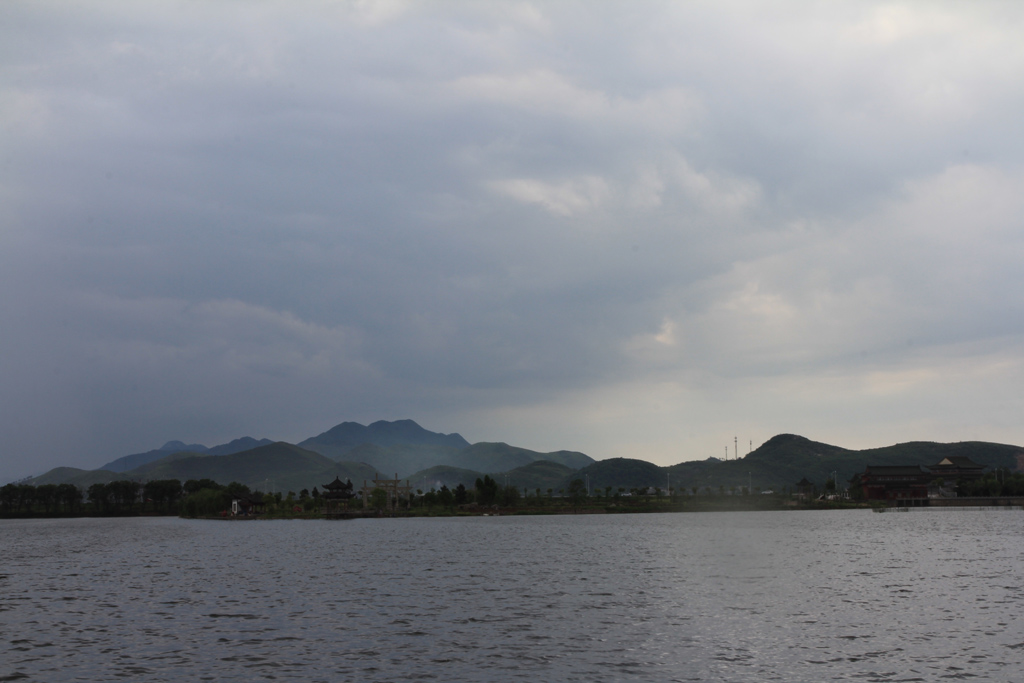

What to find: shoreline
left=6, top=496, right=1024, bottom=521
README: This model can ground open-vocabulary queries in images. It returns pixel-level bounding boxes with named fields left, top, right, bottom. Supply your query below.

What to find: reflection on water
left=2, top=511, right=1023, bottom=681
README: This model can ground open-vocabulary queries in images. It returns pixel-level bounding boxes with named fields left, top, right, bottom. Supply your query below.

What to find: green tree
left=369, top=487, right=388, bottom=513
left=36, top=484, right=58, bottom=514
left=454, top=483, right=469, bottom=505
left=475, top=476, right=499, bottom=506
left=182, top=488, right=228, bottom=517
left=16, top=484, right=36, bottom=513
left=568, top=479, right=587, bottom=512
left=437, top=485, right=455, bottom=510
left=88, top=483, right=110, bottom=513
left=109, top=480, right=141, bottom=512
left=499, top=485, right=520, bottom=507
left=184, top=479, right=222, bottom=495
left=0, top=484, right=17, bottom=514
left=57, top=483, right=81, bottom=514
left=144, top=479, right=183, bottom=513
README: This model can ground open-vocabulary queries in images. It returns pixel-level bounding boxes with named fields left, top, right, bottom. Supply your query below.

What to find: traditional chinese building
left=860, top=465, right=931, bottom=501
left=928, top=456, right=986, bottom=483
left=231, top=493, right=266, bottom=516
left=321, top=476, right=356, bottom=512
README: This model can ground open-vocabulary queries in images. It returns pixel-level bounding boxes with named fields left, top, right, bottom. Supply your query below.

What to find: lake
left=2, top=510, right=1023, bottom=681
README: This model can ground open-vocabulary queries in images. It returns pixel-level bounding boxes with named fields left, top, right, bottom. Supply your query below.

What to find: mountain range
left=24, top=419, right=596, bottom=493
left=100, top=437, right=276, bottom=472
left=21, top=422, right=1024, bottom=495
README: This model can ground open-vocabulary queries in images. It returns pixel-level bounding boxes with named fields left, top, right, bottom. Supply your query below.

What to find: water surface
left=2, top=510, right=1023, bottom=681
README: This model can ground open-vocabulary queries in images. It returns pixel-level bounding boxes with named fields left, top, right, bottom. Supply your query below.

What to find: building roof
left=931, top=456, right=985, bottom=470
left=322, top=476, right=355, bottom=499
left=322, top=476, right=353, bottom=491
left=232, top=493, right=264, bottom=506
left=864, top=465, right=930, bottom=476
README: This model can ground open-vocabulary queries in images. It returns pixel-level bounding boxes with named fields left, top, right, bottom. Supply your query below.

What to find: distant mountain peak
left=207, top=437, right=274, bottom=456
left=761, top=434, right=811, bottom=447
left=300, top=419, right=471, bottom=458
left=369, top=418, right=421, bottom=429
left=160, top=440, right=209, bottom=453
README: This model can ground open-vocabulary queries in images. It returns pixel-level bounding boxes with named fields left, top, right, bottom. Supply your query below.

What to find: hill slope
left=24, top=467, right=123, bottom=488
left=450, top=442, right=594, bottom=474
left=667, top=434, right=1024, bottom=492
left=405, top=465, right=485, bottom=491
left=299, top=419, right=470, bottom=460
left=341, top=442, right=463, bottom=478
left=100, top=437, right=273, bottom=472
left=506, top=460, right=576, bottom=491
left=561, top=458, right=667, bottom=491
left=121, top=442, right=373, bottom=493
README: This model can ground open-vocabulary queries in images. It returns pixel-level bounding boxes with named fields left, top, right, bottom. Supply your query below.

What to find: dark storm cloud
left=3, top=1, right=1024, bottom=481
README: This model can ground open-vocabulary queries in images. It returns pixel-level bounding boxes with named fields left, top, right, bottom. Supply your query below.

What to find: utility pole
left=734, top=436, right=738, bottom=461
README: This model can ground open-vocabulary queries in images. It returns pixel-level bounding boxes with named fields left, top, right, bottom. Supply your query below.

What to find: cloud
left=488, top=175, right=611, bottom=216
left=3, top=1, right=1024, bottom=482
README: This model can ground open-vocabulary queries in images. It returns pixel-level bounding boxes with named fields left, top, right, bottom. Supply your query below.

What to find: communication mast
left=734, top=436, right=738, bottom=461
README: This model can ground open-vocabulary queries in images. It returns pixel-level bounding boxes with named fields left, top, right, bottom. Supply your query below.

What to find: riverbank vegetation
left=9, top=472, right=1023, bottom=519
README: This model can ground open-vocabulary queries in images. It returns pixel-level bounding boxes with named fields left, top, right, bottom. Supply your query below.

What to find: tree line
left=958, top=469, right=1024, bottom=497
left=0, top=479, right=262, bottom=517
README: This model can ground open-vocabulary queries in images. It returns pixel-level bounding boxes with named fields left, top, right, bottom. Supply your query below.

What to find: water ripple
left=2, top=511, right=1023, bottom=681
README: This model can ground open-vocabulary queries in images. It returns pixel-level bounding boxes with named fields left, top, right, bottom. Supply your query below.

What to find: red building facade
left=861, top=465, right=931, bottom=501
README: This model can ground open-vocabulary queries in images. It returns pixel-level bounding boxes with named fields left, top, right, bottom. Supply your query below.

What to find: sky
left=3, top=0, right=1024, bottom=483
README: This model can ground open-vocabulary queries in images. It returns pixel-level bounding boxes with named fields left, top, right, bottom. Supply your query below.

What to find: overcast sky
left=3, top=1, right=1024, bottom=483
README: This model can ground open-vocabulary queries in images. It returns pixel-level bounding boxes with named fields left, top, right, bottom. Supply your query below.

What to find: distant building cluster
left=859, top=456, right=985, bottom=502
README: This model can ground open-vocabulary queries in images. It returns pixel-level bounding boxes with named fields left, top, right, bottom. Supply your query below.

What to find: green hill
left=299, top=419, right=470, bottom=459
left=121, top=442, right=368, bottom=493
left=405, top=465, right=484, bottom=491
left=506, top=460, right=575, bottom=491
left=23, top=426, right=1021, bottom=499
left=562, top=458, right=667, bottom=491
left=449, top=442, right=595, bottom=473
left=405, top=460, right=579, bottom=493
left=531, top=450, right=594, bottom=470
left=25, top=467, right=122, bottom=488
left=341, top=442, right=463, bottom=478
left=667, top=435, right=1024, bottom=492
left=20, top=419, right=598, bottom=489
left=449, top=442, right=536, bottom=472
